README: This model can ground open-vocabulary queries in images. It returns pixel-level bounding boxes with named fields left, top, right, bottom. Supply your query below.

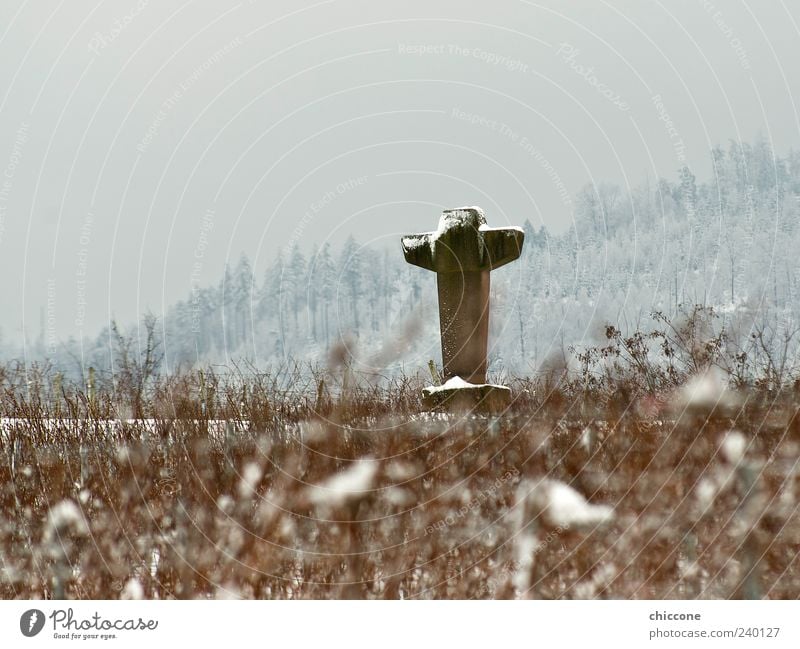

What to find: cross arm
left=479, top=225, right=525, bottom=270
left=401, top=226, right=524, bottom=273
left=401, top=232, right=436, bottom=271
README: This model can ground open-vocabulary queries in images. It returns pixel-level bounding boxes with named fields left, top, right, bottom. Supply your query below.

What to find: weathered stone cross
left=402, top=206, right=524, bottom=407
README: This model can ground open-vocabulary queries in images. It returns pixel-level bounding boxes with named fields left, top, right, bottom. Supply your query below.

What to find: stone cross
left=401, top=206, right=524, bottom=394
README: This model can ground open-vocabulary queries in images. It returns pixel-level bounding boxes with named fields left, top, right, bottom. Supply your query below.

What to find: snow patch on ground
left=306, top=459, right=378, bottom=507
left=721, top=430, right=747, bottom=464
left=529, top=479, right=614, bottom=528
left=677, top=368, right=733, bottom=408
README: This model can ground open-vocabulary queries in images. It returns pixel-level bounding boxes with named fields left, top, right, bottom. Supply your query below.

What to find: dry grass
left=1, top=361, right=799, bottom=600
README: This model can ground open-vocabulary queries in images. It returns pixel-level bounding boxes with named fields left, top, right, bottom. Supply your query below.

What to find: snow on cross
left=401, top=206, right=524, bottom=410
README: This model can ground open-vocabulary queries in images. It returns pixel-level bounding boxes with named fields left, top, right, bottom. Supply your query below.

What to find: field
left=1, top=355, right=799, bottom=601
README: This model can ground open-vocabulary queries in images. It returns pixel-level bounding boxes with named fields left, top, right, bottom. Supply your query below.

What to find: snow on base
left=423, top=376, right=510, bottom=395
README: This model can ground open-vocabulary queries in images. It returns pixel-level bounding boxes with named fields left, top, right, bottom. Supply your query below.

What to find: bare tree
left=111, top=312, right=163, bottom=419
left=749, top=313, right=800, bottom=392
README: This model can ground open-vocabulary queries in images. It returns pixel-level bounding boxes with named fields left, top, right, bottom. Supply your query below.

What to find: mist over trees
left=14, top=137, right=800, bottom=386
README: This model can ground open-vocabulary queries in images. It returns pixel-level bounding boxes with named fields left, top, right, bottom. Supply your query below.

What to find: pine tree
left=339, top=235, right=362, bottom=332
left=218, top=263, right=234, bottom=356
left=307, top=244, right=320, bottom=341
left=233, top=254, right=254, bottom=351
left=259, top=250, right=287, bottom=359
left=317, top=243, right=335, bottom=346
left=287, top=243, right=307, bottom=334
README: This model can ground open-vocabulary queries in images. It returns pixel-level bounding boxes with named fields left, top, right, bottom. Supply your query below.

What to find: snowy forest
left=11, top=137, right=800, bottom=385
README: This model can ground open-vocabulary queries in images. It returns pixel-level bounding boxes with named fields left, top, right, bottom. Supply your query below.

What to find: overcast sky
left=1, top=0, right=799, bottom=344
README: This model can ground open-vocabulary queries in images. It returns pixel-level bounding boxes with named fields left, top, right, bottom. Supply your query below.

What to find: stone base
left=422, top=376, right=512, bottom=413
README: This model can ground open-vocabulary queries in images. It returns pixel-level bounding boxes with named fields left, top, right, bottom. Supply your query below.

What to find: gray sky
left=1, top=0, right=799, bottom=344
